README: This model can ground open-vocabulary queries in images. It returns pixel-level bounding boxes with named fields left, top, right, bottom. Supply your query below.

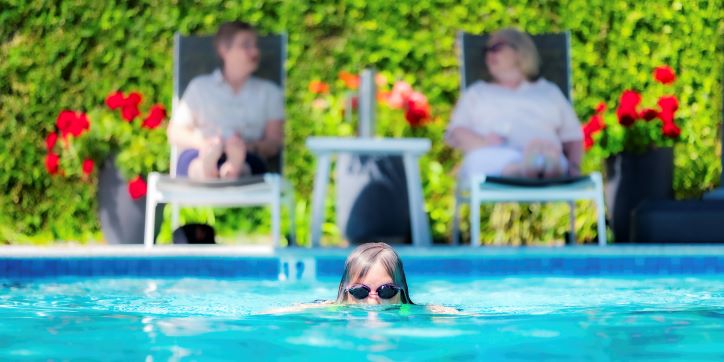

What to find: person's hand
left=201, top=135, right=223, bottom=151
left=482, top=132, right=506, bottom=147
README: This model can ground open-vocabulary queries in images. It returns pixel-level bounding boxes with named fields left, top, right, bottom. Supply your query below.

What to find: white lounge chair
left=144, top=32, right=295, bottom=248
left=452, top=31, right=607, bottom=246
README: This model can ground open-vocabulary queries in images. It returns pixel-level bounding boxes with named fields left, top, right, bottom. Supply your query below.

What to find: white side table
left=306, top=137, right=432, bottom=247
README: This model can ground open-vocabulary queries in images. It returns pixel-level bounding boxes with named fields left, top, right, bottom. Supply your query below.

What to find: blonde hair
left=336, top=242, right=413, bottom=304
left=489, top=27, right=540, bottom=80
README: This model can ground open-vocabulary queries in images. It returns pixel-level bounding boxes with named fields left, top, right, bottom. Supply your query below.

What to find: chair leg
left=271, top=177, right=281, bottom=248
left=452, top=191, right=461, bottom=246
left=144, top=173, right=159, bottom=248
left=568, top=201, right=576, bottom=245
left=171, top=203, right=180, bottom=231
left=283, top=181, right=296, bottom=247
left=592, top=172, right=607, bottom=246
left=470, top=183, right=481, bottom=247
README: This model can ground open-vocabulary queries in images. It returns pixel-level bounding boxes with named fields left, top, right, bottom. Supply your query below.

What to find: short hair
left=214, top=21, right=256, bottom=51
left=489, top=27, right=541, bottom=80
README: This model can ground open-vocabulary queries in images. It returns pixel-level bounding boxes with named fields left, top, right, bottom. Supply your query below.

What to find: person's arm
left=247, top=120, right=283, bottom=159
left=563, top=140, right=583, bottom=176
left=446, top=127, right=505, bottom=153
left=167, top=122, right=205, bottom=149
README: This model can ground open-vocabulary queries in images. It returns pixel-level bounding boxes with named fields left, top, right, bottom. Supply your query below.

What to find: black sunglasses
left=483, top=41, right=512, bottom=54
left=346, top=283, right=401, bottom=300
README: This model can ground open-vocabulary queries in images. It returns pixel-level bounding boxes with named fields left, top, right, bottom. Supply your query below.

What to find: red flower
left=125, top=92, right=143, bottom=106
left=68, top=112, right=90, bottom=137
left=662, top=121, right=681, bottom=139
left=141, top=104, right=167, bottom=129
left=582, top=114, right=605, bottom=151
left=641, top=108, right=658, bottom=121
left=82, top=159, right=94, bottom=176
left=56, top=111, right=90, bottom=138
left=128, top=176, right=147, bottom=200
left=45, top=133, right=58, bottom=152
left=654, top=66, right=676, bottom=85
left=583, top=133, right=594, bottom=150
left=45, top=153, right=60, bottom=175
left=105, top=91, right=126, bottom=109
left=616, top=90, right=641, bottom=126
left=338, top=71, right=360, bottom=89
left=308, top=80, right=330, bottom=94
left=121, top=105, right=140, bottom=122
left=657, top=95, right=679, bottom=112
left=404, top=98, right=431, bottom=127
left=594, top=102, right=607, bottom=114
left=56, top=110, right=76, bottom=138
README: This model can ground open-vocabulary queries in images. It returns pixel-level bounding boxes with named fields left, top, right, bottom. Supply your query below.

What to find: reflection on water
left=0, top=277, right=722, bottom=360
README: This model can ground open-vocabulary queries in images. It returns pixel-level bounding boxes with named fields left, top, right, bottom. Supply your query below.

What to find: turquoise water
left=1, top=276, right=723, bottom=360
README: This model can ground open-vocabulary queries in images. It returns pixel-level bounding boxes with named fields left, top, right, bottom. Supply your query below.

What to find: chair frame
left=452, top=31, right=606, bottom=246
left=144, top=32, right=295, bottom=248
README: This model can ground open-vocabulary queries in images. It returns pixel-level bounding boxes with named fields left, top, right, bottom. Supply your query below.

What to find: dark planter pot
left=605, top=147, right=674, bottom=243
left=97, top=156, right=163, bottom=244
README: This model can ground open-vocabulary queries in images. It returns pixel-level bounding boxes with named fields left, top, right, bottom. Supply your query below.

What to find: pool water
left=2, top=276, right=723, bottom=360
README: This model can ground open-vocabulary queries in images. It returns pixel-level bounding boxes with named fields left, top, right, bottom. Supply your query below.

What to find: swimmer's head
left=336, top=242, right=413, bottom=305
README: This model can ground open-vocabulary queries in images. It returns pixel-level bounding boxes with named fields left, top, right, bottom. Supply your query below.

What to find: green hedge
left=1, top=0, right=722, bottom=245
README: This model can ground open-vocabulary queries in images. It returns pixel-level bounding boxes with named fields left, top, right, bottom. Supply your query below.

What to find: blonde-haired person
left=260, top=243, right=457, bottom=314
left=446, top=27, right=583, bottom=180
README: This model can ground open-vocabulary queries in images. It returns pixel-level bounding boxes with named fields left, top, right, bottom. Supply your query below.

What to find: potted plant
left=44, top=91, right=169, bottom=244
left=583, top=65, right=682, bottom=242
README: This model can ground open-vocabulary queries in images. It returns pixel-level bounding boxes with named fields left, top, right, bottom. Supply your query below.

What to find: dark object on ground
left=173, top=224, right=216, bottom=244
left=631, top=200, right=724, bottom=243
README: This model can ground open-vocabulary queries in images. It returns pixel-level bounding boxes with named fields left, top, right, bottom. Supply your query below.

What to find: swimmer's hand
left=257, top=300, right=336, bottom=315
left=426, top=305, right=463, bottom=314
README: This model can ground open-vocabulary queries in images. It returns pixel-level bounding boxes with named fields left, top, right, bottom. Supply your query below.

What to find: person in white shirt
left=446, top=28, right=583, bottom=180
left=168, top=21, right=284, bottom=180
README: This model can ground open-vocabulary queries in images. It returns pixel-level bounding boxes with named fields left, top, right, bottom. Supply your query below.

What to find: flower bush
left=307, top=71, right=432, bottom=134
left=583, top=65, right=682, bottom=158
left=44, top=91, right=169, bottom=199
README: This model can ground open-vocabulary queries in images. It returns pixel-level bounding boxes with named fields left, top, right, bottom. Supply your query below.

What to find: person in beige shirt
left=168, top=21, right=284, bottom=180
left=446, top=28, right=583, bottom=181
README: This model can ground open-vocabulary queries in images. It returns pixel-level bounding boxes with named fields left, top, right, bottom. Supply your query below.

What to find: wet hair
left=487, top=27, right=541, bottom=80
left=335, top=242, right=413, bottom=304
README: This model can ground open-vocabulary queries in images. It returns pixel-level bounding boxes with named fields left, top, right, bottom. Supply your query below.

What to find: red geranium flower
left=105, top=91, right=126, bottom=109
left=616, top=90, right=642, bottom=126
left=404, top=98, right=431, bottom=127
left=45, top=133, right=58, bottom=152
left=658, top=95, right=679, bottom=112
left=654, top=66, right=676, bottom=85
left=308, top=80, right=330, bottom=94
left=338, top=71, right=360, bottom=89
left=125, top=92, right=143, bottom=106
left=121, top=105, right=140, bottom=122
left=594, top=102, right=607, bottom=114
left=641, top=108, right=658, bottom=121
left=128, top=176, right=147, bottom=200
left=82, top=159, right=94, bottom=176
left=45, top=153, right=60, bottom=175
left=662, top=121, right=681, bottom=139
left=141, top=104, right=167, bottom=129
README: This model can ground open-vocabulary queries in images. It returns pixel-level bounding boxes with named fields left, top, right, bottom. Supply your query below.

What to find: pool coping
left=1, top=244, right=723, bottom=258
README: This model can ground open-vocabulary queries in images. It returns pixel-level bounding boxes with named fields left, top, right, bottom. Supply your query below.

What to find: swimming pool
left=1, top=246, right=723, bottom=360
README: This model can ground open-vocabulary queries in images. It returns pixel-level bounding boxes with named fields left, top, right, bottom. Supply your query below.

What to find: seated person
left=446, top=28, right=583, bottom=180
left=168, top=21, right=284, bottom=180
